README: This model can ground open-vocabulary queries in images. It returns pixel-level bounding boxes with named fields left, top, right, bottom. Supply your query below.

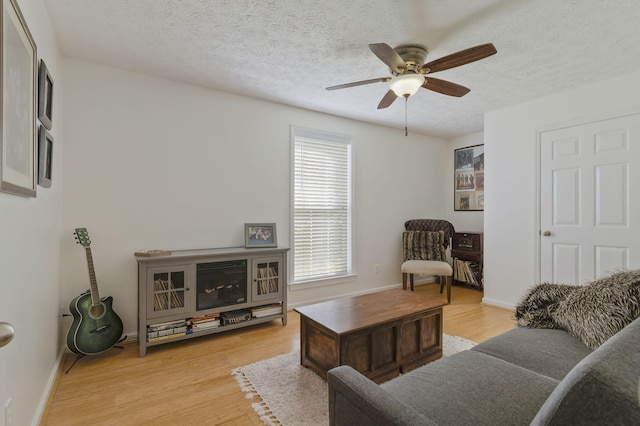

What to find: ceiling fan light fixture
left=389, top=74, right=425, bottom=97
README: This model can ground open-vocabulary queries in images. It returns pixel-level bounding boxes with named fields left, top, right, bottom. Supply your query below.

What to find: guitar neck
left=84, top=247, right=101, bottom=306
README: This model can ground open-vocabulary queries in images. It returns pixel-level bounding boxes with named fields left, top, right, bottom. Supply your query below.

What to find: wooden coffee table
left=294, top=289, right=446, bottom=383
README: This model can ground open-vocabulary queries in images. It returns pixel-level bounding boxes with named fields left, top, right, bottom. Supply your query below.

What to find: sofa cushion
left=553, top=269, right=640, bottom=349
left=471, top=327, right=592, bottom=380
left=381, top=350, right=559, bottom=425
left=531, top=316, right=640, bottom=425
left=515, top=282, right=579, bottom=329
left=328, top=365, right=436, bottom=426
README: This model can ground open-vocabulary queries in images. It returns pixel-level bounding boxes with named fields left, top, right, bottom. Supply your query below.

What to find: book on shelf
left=147, top=319, right=189, bottom=331
left=191, top=317, right=220, bottom=327
left=191, top=317, right=220, bottom=325
left=192, top=319, right=220, bottom=327
left=190, top=313, right=220, bottom=323
left=191, top=320, right=220, bottom=331
left=147, top=330, right=191, bottom=343
left=251, top=303, right=283, bottom=318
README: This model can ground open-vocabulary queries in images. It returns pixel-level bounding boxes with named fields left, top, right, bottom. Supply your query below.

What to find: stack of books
left=147, top=319, right=190, bottom=342
left=251, top=303, right=282, bottom=318
left=190, top=313, right=221, bottom=332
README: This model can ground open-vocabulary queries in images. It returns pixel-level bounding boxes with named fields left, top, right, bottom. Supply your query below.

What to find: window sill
left=289, top=273, right=358, bottom=291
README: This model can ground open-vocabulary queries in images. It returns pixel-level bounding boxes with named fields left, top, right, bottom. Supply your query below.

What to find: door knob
left=0, top=322, right=15, bottom=348
left=542, top=231, right=552, bottom=237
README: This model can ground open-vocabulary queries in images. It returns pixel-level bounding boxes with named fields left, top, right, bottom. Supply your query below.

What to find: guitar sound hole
left=89, top=303, right=105, bottom=319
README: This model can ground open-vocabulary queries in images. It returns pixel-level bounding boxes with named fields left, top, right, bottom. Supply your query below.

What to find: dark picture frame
left=38, top=58, right=53, bottom=130
left=454, top=144, right=484, bottom=211
left=0, top=0, right=37, bottom=197
left=37, top=125, right=53, bottom=188
left=244, top=223, right=277, bottom=248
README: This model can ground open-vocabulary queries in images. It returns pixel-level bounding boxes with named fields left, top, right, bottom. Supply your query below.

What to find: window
left=291, top=127, right=352, bottom=283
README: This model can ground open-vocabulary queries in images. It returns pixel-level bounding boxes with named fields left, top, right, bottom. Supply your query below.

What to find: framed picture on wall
left=38, top=58, right=53, bottom=130
left=0, top=0, right=38, bottom=197
left=37, top=125, right=53, bottom=188
left=454, top=144, right=484, bottom=211
left=244, top=223, right=277, bottom=248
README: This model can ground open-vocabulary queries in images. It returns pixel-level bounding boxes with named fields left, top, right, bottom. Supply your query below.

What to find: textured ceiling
left=44, top=0, right=640, bottom=138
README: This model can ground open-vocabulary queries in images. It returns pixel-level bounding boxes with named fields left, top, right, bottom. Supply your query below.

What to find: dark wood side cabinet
left=451, top=232, right=483, bottom=288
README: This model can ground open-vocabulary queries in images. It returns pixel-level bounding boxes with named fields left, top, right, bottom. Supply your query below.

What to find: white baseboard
left=482, top=297, right=515, bottom=310
left=31, top=348, right=65, bottom=426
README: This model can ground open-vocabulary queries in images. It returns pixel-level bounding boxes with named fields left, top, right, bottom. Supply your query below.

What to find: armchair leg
left=402, top=273, right=408, bottom=290
left=446, top=275, right=452, bottom=304
left=410, top=274, right=414, bottom=291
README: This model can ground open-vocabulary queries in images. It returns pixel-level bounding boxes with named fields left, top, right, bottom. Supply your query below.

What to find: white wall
left=483, top=70, right=640, bottom=308
left=61, top=58, right=449, bottom=340
left=0, top=0, right=64, bottom=424
left=446, top=132, right=484, bottom=233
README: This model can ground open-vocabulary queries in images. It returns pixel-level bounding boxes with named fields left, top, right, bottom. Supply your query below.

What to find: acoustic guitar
left=66, top=228, right=123, bottom=355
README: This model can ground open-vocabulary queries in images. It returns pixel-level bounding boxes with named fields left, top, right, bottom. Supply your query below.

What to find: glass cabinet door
left=252, top=258, right=282, bottom=302
left=148, top=266, right=190, bottom=318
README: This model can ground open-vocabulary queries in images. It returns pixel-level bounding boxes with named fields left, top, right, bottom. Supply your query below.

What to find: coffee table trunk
left=295, top=289, right=445, bottom=383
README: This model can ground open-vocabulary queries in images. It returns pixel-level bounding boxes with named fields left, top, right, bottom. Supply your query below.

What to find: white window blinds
left=292, top=128, right=352, bottom=282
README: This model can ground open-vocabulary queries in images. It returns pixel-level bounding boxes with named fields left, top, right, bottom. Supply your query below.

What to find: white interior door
left=540, top=113, right=640, bottom=284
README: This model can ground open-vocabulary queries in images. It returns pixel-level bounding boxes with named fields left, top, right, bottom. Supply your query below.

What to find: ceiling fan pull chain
left=404, top=95, right=409, bottom=136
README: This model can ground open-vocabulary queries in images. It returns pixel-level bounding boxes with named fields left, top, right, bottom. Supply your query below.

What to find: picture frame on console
left=38, top=125, right=53, bottom=188
left=0, top=0, right=37, bottom=197
left=454, top=144, right=484, bottom=211
left=245, top=223, right=277, bottom=248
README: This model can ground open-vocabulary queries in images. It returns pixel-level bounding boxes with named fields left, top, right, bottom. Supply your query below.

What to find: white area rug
left=231, top=334, right=476, bottom=426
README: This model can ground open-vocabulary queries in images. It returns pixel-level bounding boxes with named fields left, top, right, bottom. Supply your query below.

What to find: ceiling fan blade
left=423, top=77, right=470, bottom=97
left=369, top=43, right=406, bottom=73
left=377, top=90, right=398, bottom=109
left=326, top=77, right=390, bottom=91
left=421, top=43, right=497, bottom=74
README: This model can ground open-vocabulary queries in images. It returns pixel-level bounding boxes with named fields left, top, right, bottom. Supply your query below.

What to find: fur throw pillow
left=402, top=230, right=446, bottom=262
left=515, top=283, right=580, bottom=328
left=552, top=270, right=640, bottom=349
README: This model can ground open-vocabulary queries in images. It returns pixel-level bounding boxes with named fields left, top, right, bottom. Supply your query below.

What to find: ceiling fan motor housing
left=393, top=44, right=428, bottom=74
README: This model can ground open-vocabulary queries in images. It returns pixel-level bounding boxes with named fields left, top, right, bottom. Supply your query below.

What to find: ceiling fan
left=326, top=42, right=497, bottom=110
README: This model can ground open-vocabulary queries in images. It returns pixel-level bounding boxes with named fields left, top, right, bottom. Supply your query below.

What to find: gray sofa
left=328, top=316, right=640, bottom=425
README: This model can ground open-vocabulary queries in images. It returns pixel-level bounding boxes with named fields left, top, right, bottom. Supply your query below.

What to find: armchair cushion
left=402, top=231, right=446, bottom=262
left=401, top=260, right=452, bottom=276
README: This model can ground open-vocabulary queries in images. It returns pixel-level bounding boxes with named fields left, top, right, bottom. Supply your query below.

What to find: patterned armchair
left=401, top=219, right=455, bottom=303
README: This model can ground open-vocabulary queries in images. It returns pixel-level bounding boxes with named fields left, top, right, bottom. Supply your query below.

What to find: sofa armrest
left=328, top=365, right=436, bottom=426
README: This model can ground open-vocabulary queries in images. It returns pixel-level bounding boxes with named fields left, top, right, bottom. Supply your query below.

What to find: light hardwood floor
left=42, top=284, right=516, bottom=425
